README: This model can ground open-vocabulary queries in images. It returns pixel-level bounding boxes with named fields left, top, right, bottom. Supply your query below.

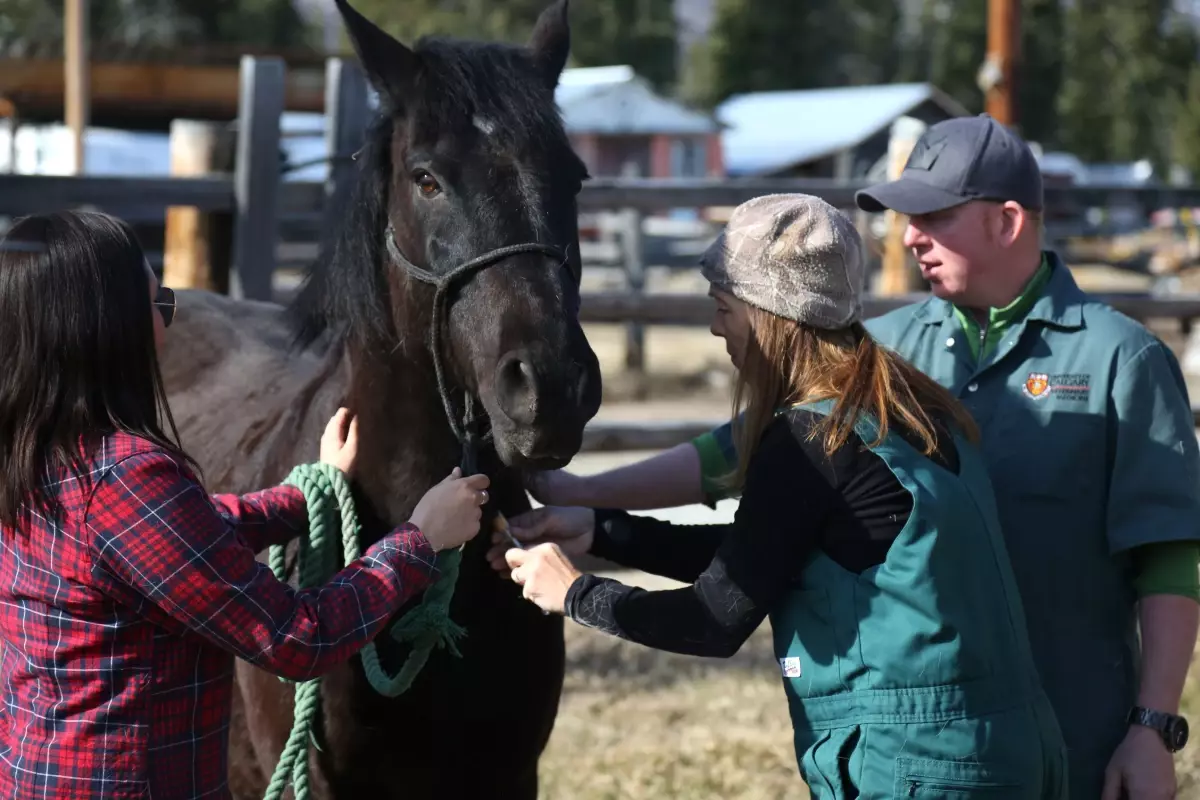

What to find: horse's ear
left=526, top=0, right=570, bottom=89
left=334, top=0, right=419, bottom=107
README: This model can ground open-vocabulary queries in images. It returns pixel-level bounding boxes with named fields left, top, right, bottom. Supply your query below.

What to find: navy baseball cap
left=855, top=114, right=1044, bottom=215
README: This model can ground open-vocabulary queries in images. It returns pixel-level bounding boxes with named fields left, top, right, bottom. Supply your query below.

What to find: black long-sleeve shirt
left=564, top=408, right=960, bottom=657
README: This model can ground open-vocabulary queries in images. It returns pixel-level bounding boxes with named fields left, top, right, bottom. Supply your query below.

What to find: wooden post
left=0, top=98, right=16, bottom=174
left=879, top=117, right=926, bottom=295
left=163, top=120, right=234, bottom=292
left=322, top=58, right=370, bottom=236
left=984, top=0, right=1020, bottom=127
left=64, top=0, right=89, bottom=174
left=622, top=207, right=646, bottom=379
left=230, top=56, right=285, bottom=303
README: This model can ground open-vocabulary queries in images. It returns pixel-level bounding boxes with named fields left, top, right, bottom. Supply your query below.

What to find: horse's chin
left=490, top=428, right=579, bottom=472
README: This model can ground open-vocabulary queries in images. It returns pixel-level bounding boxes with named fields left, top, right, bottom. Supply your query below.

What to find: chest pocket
left=985, top=385, right=1108, bottom=505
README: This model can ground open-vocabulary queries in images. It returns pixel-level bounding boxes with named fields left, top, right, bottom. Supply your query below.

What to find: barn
left=716, top=82, right=968, bottom=179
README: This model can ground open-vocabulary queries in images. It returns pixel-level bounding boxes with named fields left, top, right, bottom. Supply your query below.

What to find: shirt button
left=967, top=382, right=979, bottom=392
left=945, top=337, right=955, bottom=348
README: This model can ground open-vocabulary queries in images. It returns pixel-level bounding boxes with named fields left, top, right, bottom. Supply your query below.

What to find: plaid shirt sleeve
left=86, top=450, right=439, bottom=682
left=210, top=484, right=308, bottom=554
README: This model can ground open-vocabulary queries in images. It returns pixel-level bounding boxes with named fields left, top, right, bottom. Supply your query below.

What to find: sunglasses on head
left=155, top=286, right=176, bottom=328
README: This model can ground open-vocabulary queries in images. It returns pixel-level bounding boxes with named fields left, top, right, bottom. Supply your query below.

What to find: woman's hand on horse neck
left=409, top=468, right=491, bottom=552
left=320, top=408, right=359, bottom=477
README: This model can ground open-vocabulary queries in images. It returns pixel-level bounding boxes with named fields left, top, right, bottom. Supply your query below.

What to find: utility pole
left=979, top=0, right=1020, bottom=128
left=64, top=0, right=90, bottom=174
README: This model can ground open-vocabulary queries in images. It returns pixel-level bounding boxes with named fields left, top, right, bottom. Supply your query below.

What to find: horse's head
left=308, top=0, right=602, bottom=471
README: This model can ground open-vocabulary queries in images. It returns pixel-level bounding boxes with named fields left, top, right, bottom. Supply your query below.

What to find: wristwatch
left=1128, top=706, right=1189, bottom=752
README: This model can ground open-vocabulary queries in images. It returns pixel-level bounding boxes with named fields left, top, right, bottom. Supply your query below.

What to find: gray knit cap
left=699, top=193, right=864, bottom=329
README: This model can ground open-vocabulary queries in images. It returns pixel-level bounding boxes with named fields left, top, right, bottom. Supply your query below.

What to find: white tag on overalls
left=779, top=657, right=802, bottom=678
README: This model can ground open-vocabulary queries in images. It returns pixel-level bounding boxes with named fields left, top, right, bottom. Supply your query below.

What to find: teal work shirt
left=773, top=400, right=1066, bottom=798
left=696, top=253, right=1200, bottom=798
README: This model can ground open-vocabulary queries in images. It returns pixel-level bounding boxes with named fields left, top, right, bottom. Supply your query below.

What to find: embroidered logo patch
left=779, top=657, right=802, bottom=678
left=1021, top=372, right=1091, bottom=402
left=1022, top=372, right=1049, bottom=399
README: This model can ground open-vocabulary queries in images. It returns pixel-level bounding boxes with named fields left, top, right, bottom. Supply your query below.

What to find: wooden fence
left=7, top=55, right=1200, bottom=452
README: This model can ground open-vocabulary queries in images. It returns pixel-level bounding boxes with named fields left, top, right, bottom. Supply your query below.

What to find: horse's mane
left=289, top=35, right=573, bottom=353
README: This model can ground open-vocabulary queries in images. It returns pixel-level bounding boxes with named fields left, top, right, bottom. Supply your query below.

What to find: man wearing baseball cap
left=525, top=114, right=1200, bottom=799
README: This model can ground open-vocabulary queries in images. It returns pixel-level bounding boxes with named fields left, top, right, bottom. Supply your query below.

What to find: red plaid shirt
left=0, top=432, right=438, bottom=799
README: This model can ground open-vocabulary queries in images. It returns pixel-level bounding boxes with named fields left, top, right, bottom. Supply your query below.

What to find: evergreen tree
left=1055, top=0, right=1113, bottom=161
left=840, top=0, right=905, bottom=86
left=1104, top=0, right=1171, bottom=168
left=697, top=0, right=855, bottom=108
left=568, top=0, right=679, bottom=90
left=917, top=0, right=987, bottom=114
left=1171, top=64, right=1200, bottom=179
left=348, top=0, right=678, bottom=91
left=1016, top=0, right=1063, bottom=146
left=0, top=0, right=316, bottom=55
left=905, top=0, right=1060, bottom=145
left=1167, top=23, right=1200, bottom=178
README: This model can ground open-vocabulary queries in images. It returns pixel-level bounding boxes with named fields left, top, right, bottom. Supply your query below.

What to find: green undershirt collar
left=952, top=254, right=1052, bottom=362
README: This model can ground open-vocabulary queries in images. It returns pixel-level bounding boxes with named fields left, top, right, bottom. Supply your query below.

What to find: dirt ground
left=533, top=262, right=1200, bottom=799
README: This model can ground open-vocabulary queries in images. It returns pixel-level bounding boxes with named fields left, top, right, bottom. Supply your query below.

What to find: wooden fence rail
left=8, top=173, right=1200, bottom=222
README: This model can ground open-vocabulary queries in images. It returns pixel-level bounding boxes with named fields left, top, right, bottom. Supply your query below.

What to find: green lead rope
left=262, top=462, right=466, bottom=800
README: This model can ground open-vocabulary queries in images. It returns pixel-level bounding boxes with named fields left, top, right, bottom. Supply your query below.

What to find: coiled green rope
left=262, top=462, right=466, bottom=800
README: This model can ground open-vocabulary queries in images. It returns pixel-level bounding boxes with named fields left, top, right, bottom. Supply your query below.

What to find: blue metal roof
left=554, top=65, right=719, bottom=136
left=716, top=82, right=967, bottom=176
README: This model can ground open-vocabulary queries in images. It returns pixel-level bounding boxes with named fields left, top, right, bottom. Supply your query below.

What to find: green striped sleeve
left=692, top=421, right=740, bottom=504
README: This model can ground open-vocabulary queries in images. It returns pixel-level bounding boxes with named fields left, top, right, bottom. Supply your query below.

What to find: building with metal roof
left=716, top=82, right=968, bottom=178
left=556, top=65, right=724, bottom=179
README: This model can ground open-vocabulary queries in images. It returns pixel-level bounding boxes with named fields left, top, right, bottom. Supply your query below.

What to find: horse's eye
left=413, top=170, right=441, bottom=198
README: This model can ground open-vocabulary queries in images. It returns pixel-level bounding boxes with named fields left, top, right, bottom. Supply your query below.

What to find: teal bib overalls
left=770, top=401, right=1068, bottom=798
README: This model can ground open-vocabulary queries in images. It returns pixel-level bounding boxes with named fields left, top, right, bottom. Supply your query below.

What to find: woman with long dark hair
left=0, top=210, right=489, bottom=799
left=490, top=195, right=1068, bottom=798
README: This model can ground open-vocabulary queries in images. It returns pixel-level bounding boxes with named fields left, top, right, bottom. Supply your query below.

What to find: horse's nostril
left=495, top=351, right=539, bottom=425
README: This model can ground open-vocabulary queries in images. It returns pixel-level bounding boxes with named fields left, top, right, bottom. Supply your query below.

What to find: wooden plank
left=622, top=208, right=646, bottom=377
left=0, top=174, right=233, bottom=215
left=322, top=58, right=370, bottom=239
left=577, top=178, right=864, bottom=211
left=578, top=291, right=1200, bottom=326
left=64, top=0, right=89, bottom=173
left=879, top=118, right=925, bottom=295
left=574, top=179, right=1200, bottom=215
left=984, top=0, right=1020, bottom=127
left=9, top=175, right=1198, bottom=225
left=163, top=120, right=233, bottom=291
left=0, top=58, right=327, bottom=129
left=230, top=56, right=285, bottom=302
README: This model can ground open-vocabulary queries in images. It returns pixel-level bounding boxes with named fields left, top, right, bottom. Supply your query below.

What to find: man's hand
left=1102, top=725, right=1177, bottom=800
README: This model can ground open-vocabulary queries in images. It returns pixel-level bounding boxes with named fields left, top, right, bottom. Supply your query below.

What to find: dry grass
left=541, top=617, right=1200, bottom=800
left=539, top=622, right=805, bottom=800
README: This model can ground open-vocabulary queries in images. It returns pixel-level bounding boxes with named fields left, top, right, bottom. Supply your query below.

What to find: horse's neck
left=344, top=343, right=522, bottom=532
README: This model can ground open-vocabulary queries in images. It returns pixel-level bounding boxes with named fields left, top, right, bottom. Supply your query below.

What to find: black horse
left=159, top=1, right=603, bottom=796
